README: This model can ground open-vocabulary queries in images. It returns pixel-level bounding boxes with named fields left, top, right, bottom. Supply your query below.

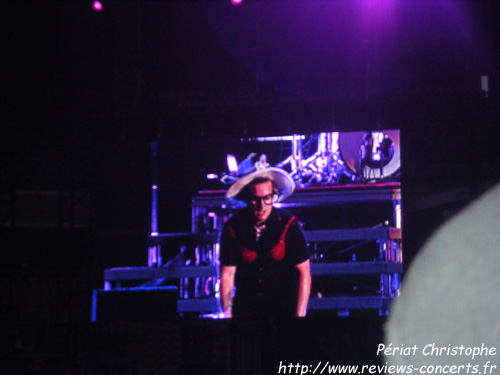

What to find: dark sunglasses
left=249, top=193, right=277, bottom=206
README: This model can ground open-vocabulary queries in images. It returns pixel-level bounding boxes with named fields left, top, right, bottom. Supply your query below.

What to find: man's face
left=248, top=180, right=274, bottom=225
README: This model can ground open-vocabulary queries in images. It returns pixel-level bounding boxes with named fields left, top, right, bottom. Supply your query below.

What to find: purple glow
left=152, top=185, right=158, bottom=190
left=204, top=1, right=492, bottom=102
left=92, top=1, right=103, bottom=12
left=360, top=0, right=396, bottom=30
left=231, top=0, right=242, bottom=6
left=206, top=173, right=218, bottom=180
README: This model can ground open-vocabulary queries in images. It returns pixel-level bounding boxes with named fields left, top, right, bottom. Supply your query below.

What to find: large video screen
left=209, top=130, right=401, bottom=190
left=177, top=129, right=402, bottom=319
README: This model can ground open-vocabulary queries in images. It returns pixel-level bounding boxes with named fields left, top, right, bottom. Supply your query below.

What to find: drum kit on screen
left=220, top=130, right=401, bottom=188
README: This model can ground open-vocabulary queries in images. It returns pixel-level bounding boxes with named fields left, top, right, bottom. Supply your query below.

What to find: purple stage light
left=152, top=185, right=158, bottom=190
left=360, top=0, right=396, bottom=29
left=231, top=0, right=242, bottom=6
left=204, top=1, right=491, bottom=101
left=206, top=174, right=218, bottom=180
left=92, top=1, right=103, bottom=12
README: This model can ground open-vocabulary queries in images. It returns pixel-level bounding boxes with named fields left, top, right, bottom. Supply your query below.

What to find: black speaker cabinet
left=91, top=287, right=178, bottom=322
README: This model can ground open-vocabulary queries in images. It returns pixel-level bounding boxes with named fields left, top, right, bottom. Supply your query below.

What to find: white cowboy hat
left=225, top=155, right=295, bottom=203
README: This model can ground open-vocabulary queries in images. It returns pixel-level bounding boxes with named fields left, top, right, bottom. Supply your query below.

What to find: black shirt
left=220, top=207, right=309, bottom=318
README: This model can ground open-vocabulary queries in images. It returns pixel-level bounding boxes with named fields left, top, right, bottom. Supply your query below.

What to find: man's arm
left=220, top=265, right=236, bottom=318
left=295, top=259, right=311, bottom=317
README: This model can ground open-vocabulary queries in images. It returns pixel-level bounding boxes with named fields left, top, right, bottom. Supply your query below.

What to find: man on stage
left=219, top=157, right=311, bottom=318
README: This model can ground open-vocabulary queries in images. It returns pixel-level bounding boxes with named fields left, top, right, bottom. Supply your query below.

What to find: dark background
left=1, top=1, right=499, bottom=374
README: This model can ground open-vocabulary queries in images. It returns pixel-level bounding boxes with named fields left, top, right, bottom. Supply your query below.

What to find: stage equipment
left=339, top=130, right=400, bottom=181
left=91, top=286, right=177, bottom=322
left=148, top=142, right=161, bottom=266
left=247, top=132, right=358, bottom=187
left=227, top=154, right=238, bottom=173
left=220, top=153, right=262, bottom=186
left=291, top=132, right=356, bottom=187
